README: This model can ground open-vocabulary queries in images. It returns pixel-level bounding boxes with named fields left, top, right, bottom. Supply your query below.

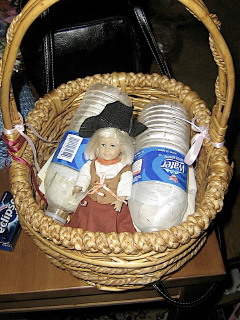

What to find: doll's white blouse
left=75, top=160, right=133, bottom=198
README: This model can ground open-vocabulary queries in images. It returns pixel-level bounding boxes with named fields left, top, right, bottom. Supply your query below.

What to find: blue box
left=0, top=191, right=21, bottom=251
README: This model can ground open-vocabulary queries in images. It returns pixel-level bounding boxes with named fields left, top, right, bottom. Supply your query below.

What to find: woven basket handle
left=179, top=0, right=235, bottom=146
left=0, top=0, right=235, bottom=142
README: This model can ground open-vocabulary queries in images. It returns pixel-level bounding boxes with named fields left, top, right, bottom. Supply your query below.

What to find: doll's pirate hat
left=79, top=101, right=147, bottom=138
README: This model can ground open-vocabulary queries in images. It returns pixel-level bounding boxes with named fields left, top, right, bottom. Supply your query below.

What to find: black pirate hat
left=79, top=101, right=147, bottom=138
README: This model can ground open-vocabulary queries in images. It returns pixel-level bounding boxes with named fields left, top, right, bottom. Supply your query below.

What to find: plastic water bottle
left=128, top=99, right=190, bottom=232
left=43, top=84, right=132, bottom=223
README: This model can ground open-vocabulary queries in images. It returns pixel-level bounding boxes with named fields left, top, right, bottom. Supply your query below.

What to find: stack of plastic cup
left=44, top=84, right=132, bottom=223
left=128, top=99, right=190, bottom=232
left=68, top=84, right=132, bottom=131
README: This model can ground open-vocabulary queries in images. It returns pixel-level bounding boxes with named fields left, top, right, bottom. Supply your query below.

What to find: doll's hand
left=111, top=200, right=123, bottom=212
left=72, top=186, right=82, bottom=195
left=111, top=196, right=127, bottom=212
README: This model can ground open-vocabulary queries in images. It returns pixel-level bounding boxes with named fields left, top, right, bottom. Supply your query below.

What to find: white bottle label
left=51, top=130, right=89, bottom=171
left=132, top=147, right=188, bottom=191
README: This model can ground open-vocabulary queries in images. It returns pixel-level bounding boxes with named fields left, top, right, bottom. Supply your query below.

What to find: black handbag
left=18, top=0, right=170, bottom=97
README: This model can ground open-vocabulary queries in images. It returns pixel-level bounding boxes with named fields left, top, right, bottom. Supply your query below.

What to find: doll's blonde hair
left=85, top=127, right=134, bottom=165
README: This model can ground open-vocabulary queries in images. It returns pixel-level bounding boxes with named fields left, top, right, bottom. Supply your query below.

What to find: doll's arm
left=73, top=161, right=91, bottom=194
left=111, top=171, right=133, bottom=212
left=117, top=171, right=133, bottom=200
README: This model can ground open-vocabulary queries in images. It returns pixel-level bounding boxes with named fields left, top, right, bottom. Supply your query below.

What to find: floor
left=0, top=0, right=240, bottom=319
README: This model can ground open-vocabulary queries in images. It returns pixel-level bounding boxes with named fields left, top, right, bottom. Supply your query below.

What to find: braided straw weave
left=0, top=0, right=235, bottom=291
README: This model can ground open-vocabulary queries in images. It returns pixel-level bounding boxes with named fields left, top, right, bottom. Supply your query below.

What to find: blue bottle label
left=132, top=147, right=188, bottom=191
left=51, top=130, right=89, bottom=171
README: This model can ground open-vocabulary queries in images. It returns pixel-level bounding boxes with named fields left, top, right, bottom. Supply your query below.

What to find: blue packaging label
left=52, top=130, right=89, bottom=171
left=0, top=191, right=20, bottom=251
left=132, top=147, right=188, bottom=191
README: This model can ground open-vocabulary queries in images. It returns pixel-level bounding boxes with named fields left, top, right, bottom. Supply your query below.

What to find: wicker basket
left=0, top=0, right=235, bottom=291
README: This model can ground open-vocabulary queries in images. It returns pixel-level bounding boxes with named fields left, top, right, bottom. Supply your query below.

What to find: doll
left=65, top=101, right=147, bottom=233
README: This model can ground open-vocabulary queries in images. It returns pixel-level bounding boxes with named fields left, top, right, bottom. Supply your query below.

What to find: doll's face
left=98, top=137, right=121, bottom=161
